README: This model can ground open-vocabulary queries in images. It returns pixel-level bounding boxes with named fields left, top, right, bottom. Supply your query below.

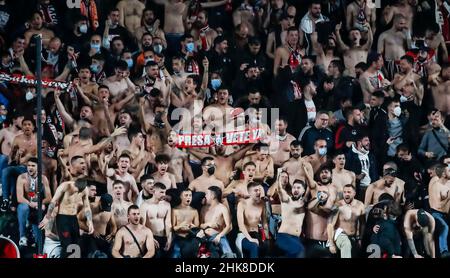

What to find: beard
left=292, top=195, right=303, bottom=201
left=320, top=178, right=332, bottom=185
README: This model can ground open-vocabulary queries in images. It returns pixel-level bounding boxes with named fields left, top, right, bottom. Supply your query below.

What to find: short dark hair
left=343, top=184, right=355, bottom=191
left=400, top=55, right=414, bottom=65
left=292, top=179, right=307, bottom=191
left=201, top=156, right=214, bottom=166
left=127, top=204, right=139, bottom=214
left=71, top=155, right=85, bottom=165
left=155, top=154, right=170, bottom=164
left=79, top=127, right=92, bottom=140
left=140, top=174, right=154, bottom=183
left=247, top=181, right=261, bottom=190
left=290, top=140, right=302, bottom=148
left=243, top=161, right=256, bottom=170
left=27, top=157, right=38, bottom=164
left=115, top=60, right=128, bottom=71
left=153, top=182, right=166, bottom=190
left=208, top=186, right=222, bottom=200
left=330, top=60, right=344, bottom=74
left=119, top=152, right=131, bottom=161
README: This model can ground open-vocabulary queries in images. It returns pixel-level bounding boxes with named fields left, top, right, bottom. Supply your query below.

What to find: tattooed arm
left=83, top=189, right=94, bottom=234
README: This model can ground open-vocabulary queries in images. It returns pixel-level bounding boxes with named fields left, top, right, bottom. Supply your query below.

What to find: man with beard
left=274, top=27, right=304, bottom=76
left=297, top=55, right=325, bottom=87
left=162, top=131, right=194, bottom=189
left=303, top=164, right=337, bottom=258
left=112, top=205, right=155, bottom=258
left=378, top=14, right=411, bottom=79
left=106, top=152, right=139, bottom=203
left=200, top=186, right=233, bottom=257
left=151, top=154, right=177, bottom=190
left=117, top=0, right=145, bottom=35
left=135, top=9, right=166, bottom=48
left=224, top=161, right=256, bottom=200
left=111, top=181, right=133, bottom=229
left=24, top=11, right=55, bottom=48
left=136, top=175, right=155, bottom=207
left=281, top=140, right=313, bottom=183
left=191, top=10, right=218, bottom=52
left=345, top=135, right=378, bottom=201
left=359, top=52, right=391, bottom=105
left=269, top=118, right=296, bottom=167
left=241, top=143, right=274, bottom=186
left=365, top=163, right=405, bottom=207
left=16, top=158, right=52, bottom=246
left=327, top=184, right=365, bottom=258
left=335, top=107, right=363, bottom=152
left=310, top=32, right=340, bottom=75
left=237, top=182, right=268, bottom=258
left=299, top=111, right=333, bottom=156
left=136, top=61, right=171, bottom=107
left=332, top=152, right=356, bottom=198
left=39, top=178, right=94, bottom=258
left=189, top=157, right=225, bottom=209
left=403, top=209, right=435, bottom=258
left=232, top=62, right=263, bottom=101
left=171, top=189, right=202, bottom=258
left=141, top=183, right=172, bottom=258
left=102, top=61, right=136, bottom=100
left=275, top=179, right=307, bottom=258
left=299, top=0, right=329, bottom=56
left=207, top=36, right=233, bottom=86
left=418, top=110, right=450, bottom=161
left=392, top=55, right=424, bottom=105
left=170, top=56, right=189, bottom=96
left=100, top=8, right=138, bottom=52
left=335, top=22, right=373, bottom=78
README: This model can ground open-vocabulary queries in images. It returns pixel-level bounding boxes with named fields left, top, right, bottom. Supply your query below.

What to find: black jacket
left=345, top=148, right=378, bottom=185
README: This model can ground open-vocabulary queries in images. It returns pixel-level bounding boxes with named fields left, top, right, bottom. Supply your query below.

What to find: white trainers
left=19, top=237, right=28, bottom=247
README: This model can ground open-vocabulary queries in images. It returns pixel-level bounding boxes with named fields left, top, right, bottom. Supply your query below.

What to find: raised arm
left=335, top=23, right=350, bottom=53
left=54, top=89, right=75, bottom=128
left=362, top=24, right=373, bottom=50
left=117, top=1, right=125, bottom=27
left=200, top=0, right=227, bottom=8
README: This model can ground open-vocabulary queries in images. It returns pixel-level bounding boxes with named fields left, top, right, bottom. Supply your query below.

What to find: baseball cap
left=100, top=194, right=113, bottom=212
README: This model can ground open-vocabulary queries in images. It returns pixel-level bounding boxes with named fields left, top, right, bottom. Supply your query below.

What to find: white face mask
left=400, top=95, right=408, bottom=103
left=393, top=106, right=402, bottom=117
left=25, top=91, right=34, bottom=101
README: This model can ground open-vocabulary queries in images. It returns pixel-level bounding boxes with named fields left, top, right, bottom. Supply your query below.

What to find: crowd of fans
left=0, top=0, right=449, bottom=258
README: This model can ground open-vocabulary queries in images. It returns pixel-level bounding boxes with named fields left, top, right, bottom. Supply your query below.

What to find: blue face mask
left=90, top=64, right=100, bottom=73
left=0, top=115, right=6, bottom=124
left=90, top=43, right=101, bottom=53
left=318, top=147, right=327, bottom=156
left=126, top=58, right=134, bottom=68
left=211, top=79, right=221, bottom=90
left=186, top=42, right=195, bottom=53
left=79, top=24, right=88, bottom=34
left=153, top=44, right=163, bottom=54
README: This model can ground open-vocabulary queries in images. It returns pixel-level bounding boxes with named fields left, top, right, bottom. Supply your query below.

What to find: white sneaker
left=19, top=237, right=28, bottom=247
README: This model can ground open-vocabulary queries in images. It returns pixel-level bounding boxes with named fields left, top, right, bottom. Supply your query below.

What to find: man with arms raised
left=141, top=182, right=172, bottom=258
left=275, top=179, right=307, bottom=258
left=112, top=205, right=155, bottom=258
left=327, top=184, right=365, bottom=258
left=39, top=178, right=94, bottom=258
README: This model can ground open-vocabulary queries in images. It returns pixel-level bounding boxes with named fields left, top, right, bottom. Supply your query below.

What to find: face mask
left=211, top=79, right=221, bottom=90
left=90, top=64, right=100, bottom=73
left=126, top=58, right=133, bottom=68
left=318, top=147, right=327, bottom=156
left=207, top=165, right=215, bottom=175
left=186, top=42, right=195, bottom=53
left=393, top=106, right=402, bottom=117
left=90, top=43, right=101, bottom=53
left=153, top=44, right=163, bottom=54
left=46, top=51, right=58, bottom=65
left=145, top=58, right=154, bottom=64
left=26, top=91, right=34, bottom=101
left=79, top=24, right=88, bottom=34
left=0, top=115, right=6, bottom=124
left=400, top=95, right=408, bottom=103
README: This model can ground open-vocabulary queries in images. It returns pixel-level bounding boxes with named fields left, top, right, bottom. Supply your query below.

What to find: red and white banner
left=0, top=72, right=71, bottom=90
left=177, top=128, right=264, bottom=148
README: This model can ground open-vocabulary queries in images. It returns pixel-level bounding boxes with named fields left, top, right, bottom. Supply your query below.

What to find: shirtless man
left=77, top=66, right=99, bottom=98
left=274, top=27, right=304, bottom=76
left=162, top=130, right=194, bottom=187
left=382, top=0, right=414, bottom=29
left=141, top=183, right=172, bottom=258
left=327, top=184, right=365, bottom=258
left=136, top=61, right=171, bottom=107
left=305, top=139, right=328, bottom=174
left=335, top=22, right=373, bottom=77
left=202, top=87, right=234, bottom=133
left=189, top=156, right=225, bottom=208
left=269, top=118, right=296, bottom=167
left=117, top=0, right=145, bottom=35
left=200, top=186, right=233, bottom=257
left=106, top=152, right=139, bottom=203
left=404, top=209, right=436, bottom=258
left=275, top=179, right=307, bottom=258
left=0, top=113, right=23, bottom=174
left=364, top=164, right=405, bottom=207
left=191, top=10, right=218, bottom=52
left=122, top=130, right=150, bottom=180
left=136, top=175, right=155, bottom=207
left=189, top=143, right=253, bottom=186
left=1, top=117, right=37, bottom=211
left=378, top=14, right=411, bottom=79
left=135, top=8, right=167, bottom=47
left=224, top=161, right=256, bottom=200
left=152, top=154, right=176, bottom=190
left=241, top=143, right=274, bottom=184
left=281, top=140, right=313, bottom=183
left=24, top=11, right=55, bottom=48
left=237, top=182, right=268, bottom=258
left=392, top=55, right=423, bottom=104
left=430, top=63, right=450, bottom=115
left=103, top=60, right=136, bottom=100
left=171, top=189, right=202, bottom=258
left=425, top=24, right=449, bottom=63
left=16, top=157, right=52, bottom=246
left=359, top=52, right=391, bottom=104
left=111, top=180, right=133, bottom=229
left=428, top=163, right=450, bottom=257
left=346, top=0, right=376, bottom=35
left=303, top=164, right=337, bottom=258
left=232, top=0, right=259, bottom=37
left=332, top=152, right=356, bottom=199
left=39, top=178, right=94, bottom=258
left=78, top=193, right=117, bottom=257
left=112, top=205, right=155, bottom=258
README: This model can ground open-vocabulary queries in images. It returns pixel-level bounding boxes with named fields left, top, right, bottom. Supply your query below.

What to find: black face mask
left=88, top=196, right=96, bottom=202
left=207, top=165, right=215, bottom=175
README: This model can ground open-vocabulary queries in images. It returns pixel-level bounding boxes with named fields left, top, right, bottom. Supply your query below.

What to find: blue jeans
left=431, top=210, right=449, bottom=254
left=2, top=165, right=27, bottom=202
left=242, top=237, right=259, bottom=258
left=207, top=233, right=233, bottom=255
left=17, top=203, right=39, bottom=239
left=275, top=232, right=305, bottom=258
left=0, top=154, right=9, bottom=178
